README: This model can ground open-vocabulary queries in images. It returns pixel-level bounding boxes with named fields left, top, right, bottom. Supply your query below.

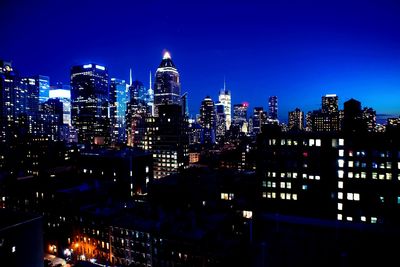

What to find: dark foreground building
left=0, top=209, right=43, bottom=267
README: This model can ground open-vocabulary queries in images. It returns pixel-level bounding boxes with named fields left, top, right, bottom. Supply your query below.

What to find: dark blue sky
left=1, top=0, right=400, bottom=122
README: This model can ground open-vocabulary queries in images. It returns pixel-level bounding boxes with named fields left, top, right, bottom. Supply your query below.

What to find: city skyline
left=1, top=0, right=400, bottom=121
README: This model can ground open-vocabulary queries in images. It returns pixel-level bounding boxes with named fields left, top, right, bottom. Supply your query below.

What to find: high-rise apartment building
left=268, top=96, right=278, bottom=121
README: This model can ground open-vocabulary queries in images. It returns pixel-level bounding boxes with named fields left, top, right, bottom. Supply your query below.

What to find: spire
left=223, top=76, right=226, bottom=91
left=149, top=70, right=152, bottom=90
left=163, top=51, right=171, bottom=60
left=129, top=68, right=132, bottom=86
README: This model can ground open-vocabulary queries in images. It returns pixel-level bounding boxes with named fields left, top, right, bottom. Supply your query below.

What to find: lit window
left=338, top=192, right=343, bottom=199
left=293, top=172, right=298, bottom=178
left=339, top=150, right=344, bottom=157
left=338, top=181, right=343, bottom=189
left=292, top=194, right=297, bottom=200
left=386, top=162, right=392, bottom=169
left=386, top=173, right=392, bottom=180
left=371, top=217, right=377, bottom=223
left=338, top=159, right=344, bottom=168
left=347, top=193, right=353, bottom=200
left=338, top=170, right=344, bottom=178
left=379, top=174, right=384, bottom=180
left=280, top=173, right=285, bottom=178
left=361, top=216, right=366, bottom=222
left=309, top=139, right=315, bottom=146
left=272, top=192, right=276, bottom=198
left=361, top=172, right=366, bottom=179
left=280, top=182, right=285, bottom=188
left=267, top=192, right=271, bottom=198
left=354, top=193, right=360, bottom=201
left=286, top=182, right=291, bottom=189
left=348, top=172, right=353, bottom=178
left=397, top=196, right=400, bottom=204
left=309, top=175, right=314, bottom=180
left=242, top=210, right=253, bottom=219
left=302, top=185, right=307, bottom=190
left=339, top=139, right=344, bottom=146
left=337, top=214, right=343, bottom=220
left=280, top=193, right=286, bottom=199
left=337, top=203, right=343, bottom=210
left=348, top=161, right=353, bottom=168
left=346, top=217, right=353, bottom=222
left=372, top=172, right=377, bottom=179
left=302, top=174, right=307, bottom=179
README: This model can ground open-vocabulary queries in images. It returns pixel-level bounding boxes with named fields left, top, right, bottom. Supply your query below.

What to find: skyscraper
left=268, top=96, right=278, bottom=121
left=322, top=94, right=339, bottom=114
left=70, top=63, right=110, bottom=145
left=218, top=83, right=231, bottom=130
left=288, top=108, right=304, bottom=131
left=232, top=103, right=248, bottom=133
left=215, top=102, right=226, bottom=143
left=49, top=86, right=71, bottom=125
left=153, top=51, right=181, bottom=115
left=36, top=75, right=50, bottom=104
left=199, top=96, right=216, bottom=144
left=252, top=107, right=266, bottom=135
left=110, top=78, right=128, bottom=143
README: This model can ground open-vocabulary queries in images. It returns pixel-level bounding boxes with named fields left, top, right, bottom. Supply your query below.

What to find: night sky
left=1, top=0, right=400, bottom=122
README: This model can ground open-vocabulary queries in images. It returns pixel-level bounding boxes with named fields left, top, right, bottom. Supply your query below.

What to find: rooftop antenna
left=129, top=68, right=133, bottom=86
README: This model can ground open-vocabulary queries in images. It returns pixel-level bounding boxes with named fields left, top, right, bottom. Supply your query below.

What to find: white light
left=83, top=64, right=92, bottom=69
left=95, top=65, right=105, bottom=70
left=49, top=89, right=70, bottom=99
left=163, top=51, right=171, bottom=59
left=325, top=94, right=337, bottom=97
left=12, top=246, right=16, bottom=253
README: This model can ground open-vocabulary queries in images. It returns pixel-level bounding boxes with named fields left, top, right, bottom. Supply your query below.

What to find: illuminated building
left=199, top=96, right=216, bottom=144
left=322, top=94, right=339, bottom=114
left=268, top=96, right=278, bottom=121
left=252, top=107, right=266, bottom=135
left=36, top=75, right=50, bottom=104
left=70, top=64, right=110, bottom=145
left=218, top=84, right=231, bottom=130
left=151, top=104, right=189, bottom=179
left=49, top=87, right=71, bottom=126
left=288, top=108, right=304, bottom=131
left=215, top=102, right=226, bottom=142
left=362, top=107, right=376, bottom=132
left=110, top=78, right=128, bottom=144
left=232, top=103, right=248, bottom=133
left=154, top=51, right=181, bottom=116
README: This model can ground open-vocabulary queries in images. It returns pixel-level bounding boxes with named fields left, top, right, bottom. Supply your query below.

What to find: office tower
left=0, top=60, right=25, bottom=142
left=268, top=96, right=278, bottom=121
left=38, top=98, right=64, bottom=140
left=129, top=80, right=147, bottom=104
left=152, top=104, right=189, bottom=179
left=288, top=108, right=304, bottom=131
left=232, top=103, right=248, bottom=133
left=215, top=102, right=226, bottom=142
left=218, top=83, right=231, bottom=130
left=252, top=107, right=266, bottom=135
left=199, top=96, right=216, bottom=144
left=70, top=63, right=110, bottom=145
left=36, top=75, right=50, bottom=104
left=322, top=94, right=339, bottom=114
left=181, top=92, right=189, bottom=117
left=154, top=51, right=181, bottom=115
left=110, top=78, right=128, bottom=143
left=49, top=86, right=71, bottom=125
left=362, top=107, right=376, bottom=132
left=309, top=94, right=341, bottom=132
left=21, top=78, right=38, bottom=116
